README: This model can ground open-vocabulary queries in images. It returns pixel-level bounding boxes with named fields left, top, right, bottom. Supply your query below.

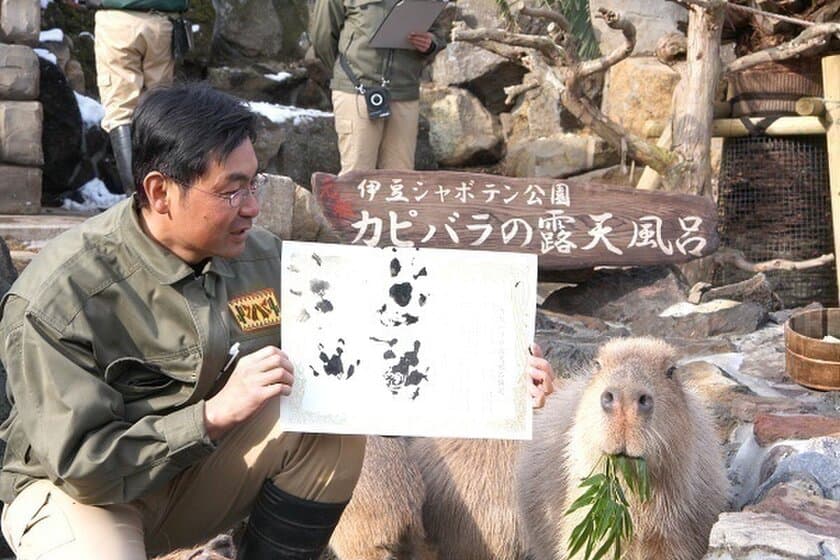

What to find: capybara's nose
left=600, top=389, right=616, bottom=412
left=636, top=392, right=654, bottom=414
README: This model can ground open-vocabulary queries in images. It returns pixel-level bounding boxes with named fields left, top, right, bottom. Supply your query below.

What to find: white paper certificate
left=279, top=241, right=537, bottom=439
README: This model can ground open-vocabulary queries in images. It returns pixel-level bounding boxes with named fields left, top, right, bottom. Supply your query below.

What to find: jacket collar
left=119, top=197, right=235, bottom=285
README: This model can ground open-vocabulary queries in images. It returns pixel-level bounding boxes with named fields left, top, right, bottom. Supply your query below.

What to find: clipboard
left=368, top=0, right=446, bottom=50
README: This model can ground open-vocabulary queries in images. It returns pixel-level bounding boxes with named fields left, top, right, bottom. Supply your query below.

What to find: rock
left=699, top=273, right=783, bottom=313
left=0, top=99, right=42, bottom=165
left=252, top=111, right=339, bottom=190
left=754, top=414, right=840, bottom=447
left=0, top=163, right=40, bottom=213
left=0, top=43, right=38, bottom=99
left=254, top=174, right=337, bottom=243
left=500, top=82, right=567, bottom=142
left=641, top=300, right=769, bottom=339
left=453, top=0, right=507, bottom=29
left=542, top=265, right=687, bottom=326
left=207, top=65, right=309, bottom=105
left=63, top=58, right=85, bottom=93
left=601, top=57, right=681, bottom=138
left=429, top=41, right=526, bottom=114
left=503, top=133, right=619, bottom=178
left=210, top=0, right=307, bottom=64
left=589, top=0, right=687, bottom=56
left=748, top=483, right=840, bottom=539
left=755, top=447, right=840, bottom=503
left=419, top=84, right=503, bottom=167
left=704, top=511, right=840, bottom=559
left=0, top=0, right=40, bottom=47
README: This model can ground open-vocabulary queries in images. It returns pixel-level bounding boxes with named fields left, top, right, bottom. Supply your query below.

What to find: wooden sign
left=312, top=170, right=719, bottom=270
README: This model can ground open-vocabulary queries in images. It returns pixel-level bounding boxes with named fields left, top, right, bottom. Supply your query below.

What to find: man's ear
left=143, top=171, right=171, bottom=214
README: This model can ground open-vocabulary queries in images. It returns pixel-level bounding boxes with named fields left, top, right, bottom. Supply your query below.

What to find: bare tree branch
left=714, top=249, right=836, bottom=273
left=504, top=81, right=540, bottom=105
left=678, top=0, right=819, bottom=27
left=578, top=8, right=636, bottom=78
left=452, top=26, right=562, bottom=61
left=724, top=22, right=840, bottom=76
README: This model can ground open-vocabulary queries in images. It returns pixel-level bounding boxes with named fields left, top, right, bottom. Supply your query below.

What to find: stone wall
left=0, top=0, right=41, bottom=214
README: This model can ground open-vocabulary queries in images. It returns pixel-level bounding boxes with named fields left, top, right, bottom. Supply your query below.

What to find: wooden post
left=824, top=55, right=840, bottom=305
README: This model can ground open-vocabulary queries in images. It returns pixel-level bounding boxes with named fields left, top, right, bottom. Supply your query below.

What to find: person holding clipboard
left=311, top=0, right=448, bottom=173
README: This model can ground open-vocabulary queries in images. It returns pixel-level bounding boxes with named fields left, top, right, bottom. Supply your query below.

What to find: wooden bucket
left=785, top=308, right=840, bottom=391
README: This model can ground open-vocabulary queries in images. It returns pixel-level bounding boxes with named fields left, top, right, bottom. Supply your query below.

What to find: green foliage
left=565, top=455, right=651, bottom=560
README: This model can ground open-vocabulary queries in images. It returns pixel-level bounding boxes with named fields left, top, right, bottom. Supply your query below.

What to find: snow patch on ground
left=39, top=28, right=64, bottom=43
left=74, top=92, right=105, bottom=128
left=247, top=101, right=331, bottom=126
left=660, top=299, right=741, bottom=318
left=264, top=71, right=292, bottom=83
left=34, top=48, right=57, bottom=65
left=62, top=179, right=126, bottom=212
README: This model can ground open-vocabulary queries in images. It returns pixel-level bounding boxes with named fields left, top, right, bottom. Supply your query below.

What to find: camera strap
left=339, top=49, right=393, bottom=95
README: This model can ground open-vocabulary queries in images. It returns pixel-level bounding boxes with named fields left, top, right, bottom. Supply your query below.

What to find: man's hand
left=407, top=31, right=434, bottom=53
left=204, top=346, right=294, bottom=440
left=527, top=343, right=555, bottom=409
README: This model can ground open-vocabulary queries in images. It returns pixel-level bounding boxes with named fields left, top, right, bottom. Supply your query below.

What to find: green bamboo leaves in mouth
left=566, top=454, right=652, bottom=560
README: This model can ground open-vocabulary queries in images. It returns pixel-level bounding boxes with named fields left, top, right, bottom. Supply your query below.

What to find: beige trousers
left=0, top=397, right=366, bottom=559
left=94, top=10, right=175, bottom=132
left=332, top=90, right=420, bottom=174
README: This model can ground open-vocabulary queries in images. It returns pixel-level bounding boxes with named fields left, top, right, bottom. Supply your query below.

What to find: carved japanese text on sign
left=312, top=171, right=719, bottom=270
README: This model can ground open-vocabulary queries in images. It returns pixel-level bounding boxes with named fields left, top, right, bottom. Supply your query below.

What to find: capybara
left=516, top=337, right=728, bottom=560
left=408, top=438, right=524, bottom=560
left=329, top=435, right=436, bottom=560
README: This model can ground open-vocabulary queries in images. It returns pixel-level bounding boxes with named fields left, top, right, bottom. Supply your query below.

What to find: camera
left=364, top=86, right=391, bottom=120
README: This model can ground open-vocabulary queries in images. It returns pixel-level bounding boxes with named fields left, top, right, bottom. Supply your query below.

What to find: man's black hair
left=131, top=82, right=257, bottom=206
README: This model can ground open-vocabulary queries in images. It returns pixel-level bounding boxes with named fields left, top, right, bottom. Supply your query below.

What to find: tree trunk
left=671, top=3, right=724, bottom=196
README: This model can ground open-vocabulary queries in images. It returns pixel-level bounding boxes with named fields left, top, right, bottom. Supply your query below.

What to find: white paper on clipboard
left=368, top=0, right=446, bottom=50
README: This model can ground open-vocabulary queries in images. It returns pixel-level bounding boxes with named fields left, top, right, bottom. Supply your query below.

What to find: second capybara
left=328, top=435, right=436, bottom=560
left=516, top=337, right=728, bottom=560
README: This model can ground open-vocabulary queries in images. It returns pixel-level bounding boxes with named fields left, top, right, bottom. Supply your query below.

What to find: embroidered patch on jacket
left=228, top=288, right=281, bottom=332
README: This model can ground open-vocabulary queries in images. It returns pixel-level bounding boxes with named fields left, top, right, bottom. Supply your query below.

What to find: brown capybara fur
left=516, top=337, right=728, bottom=560
left=408, top=438, right=525, bottom=560
left=329, top=435, right=436, bottom=560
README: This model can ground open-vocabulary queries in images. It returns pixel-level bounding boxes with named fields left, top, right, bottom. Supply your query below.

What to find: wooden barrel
left=785, top=308, right=840, bottom=391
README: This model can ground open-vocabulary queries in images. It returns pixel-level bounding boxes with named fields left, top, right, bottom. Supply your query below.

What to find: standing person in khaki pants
left=310, top=0, right=447, bottom=174
left=0, top=83, right=367, bottom=560
left=92, top=0, right=187, bottom=193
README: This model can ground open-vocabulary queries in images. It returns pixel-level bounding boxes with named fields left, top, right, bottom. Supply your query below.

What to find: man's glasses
left=180, top=173, right=268, bottom=208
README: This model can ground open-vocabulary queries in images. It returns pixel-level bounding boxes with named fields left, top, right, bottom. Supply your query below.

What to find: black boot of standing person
left=237, top=481, right=348, bottom=560
left=109, top=124, right=134, bottom=194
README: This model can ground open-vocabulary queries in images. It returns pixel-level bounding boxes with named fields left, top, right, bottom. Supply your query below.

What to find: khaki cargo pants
left=94, top=10, right=175, bottom=133
left=332, top=90, right=420, bottom=174
left=0, top=398, right=366, bottom=559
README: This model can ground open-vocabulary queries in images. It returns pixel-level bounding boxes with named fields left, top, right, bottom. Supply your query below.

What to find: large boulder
left=503, top=133, right=618, bottom=178
left=601, top=57, right=682, bottom=138
left=419, top=84, right=503, bottom=167
left=429, top=41, right=526, bottom=114
left=210, top=0, right=307, bottom=64
left=0, top=99, right=42, bottom=166
left=0, top=0, right=39, bottom=46
left=251, top=105, right=339, bottom=189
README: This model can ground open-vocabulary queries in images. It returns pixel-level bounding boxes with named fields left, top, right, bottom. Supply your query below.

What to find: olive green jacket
left=0, top=199, right=292, bottom=505
left=310, top=0, right=447, bottom=101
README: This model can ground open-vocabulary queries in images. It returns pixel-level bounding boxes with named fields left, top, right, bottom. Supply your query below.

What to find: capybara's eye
left=600, top=390, right=615, bottom=412
left=665, top=365, right=676, bottom=379
left=638, top=394, right=654, bottom=413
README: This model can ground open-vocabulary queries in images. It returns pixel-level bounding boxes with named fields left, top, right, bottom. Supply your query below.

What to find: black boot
left=237, top=481, right=349, bottom=560
left=109, top=124, right=134, bottom=194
